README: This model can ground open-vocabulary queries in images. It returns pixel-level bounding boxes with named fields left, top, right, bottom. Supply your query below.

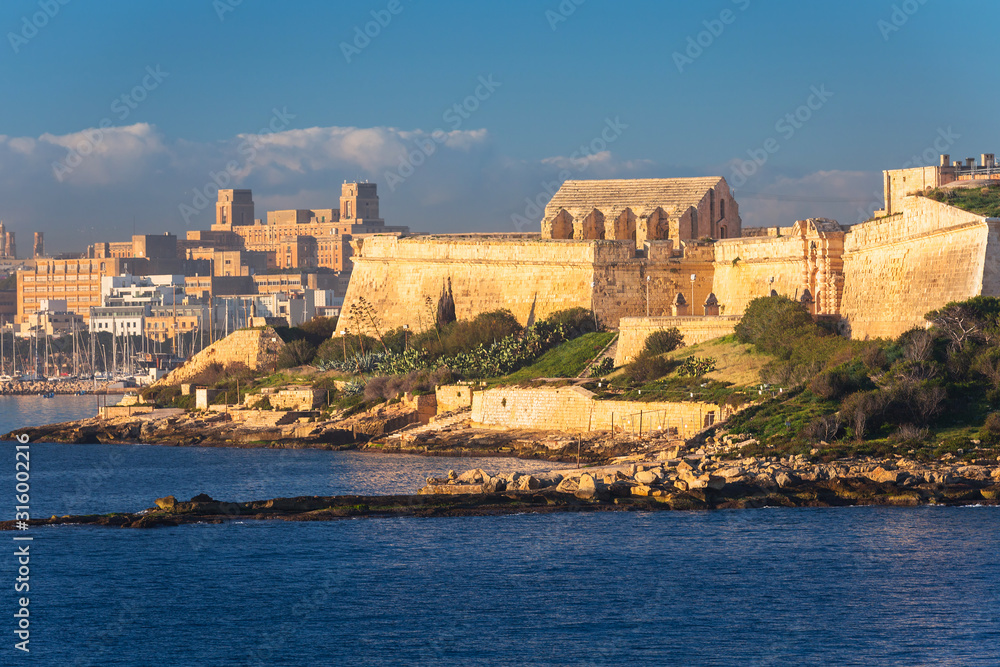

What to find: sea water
left=0, top=396, right=997, bottom=666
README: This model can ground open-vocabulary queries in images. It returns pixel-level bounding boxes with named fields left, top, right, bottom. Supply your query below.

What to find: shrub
left=809, top=368, right=850, bottom=400
left=361, top=368, right=454, bottom=401
left=889, top=424, right=929, bottom=446
left=543, top=307, right=597, bottom=335
left=677, top=356, right=716, bottom=377
left=804, top=413, right=843, bottom=442
left=926, top=296, right=1000, bottom=350
left=316, top=352, right=391, bottom=374
left=589, top=357, right=615, bottom=377
left=734, top=296, right=814, bottom=355
left=861, top=344, right=889, bottom=372
left=643, top=328, right=684, bottom=356
left=314, top=334, right=380, bottom=364
left=277, top=339, right=317, bottom=369
left=410, top=309, right=523, bottom=357
left=840, top=390, right=887, bottom=442
left=622, top=355, right=673, bottom=384
left=296, top=317, right=338, bottom=345
left=448, top=310, right=522, bottom=351
left=979, top=412, right=1000, bottom=446
left=363, top=376, right=390, bottom=401
left=809, top=362, right=872, bottom=400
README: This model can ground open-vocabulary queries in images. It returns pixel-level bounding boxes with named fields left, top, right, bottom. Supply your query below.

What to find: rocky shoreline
left=0, top=379, right=123, bottom=395
left=1, top=407, right=646, bottom=463
left=4, top=406, right=999, bottom=528
left=3, top=468, right=996, bottom=531
left=2, top=448, right=998, bottom=530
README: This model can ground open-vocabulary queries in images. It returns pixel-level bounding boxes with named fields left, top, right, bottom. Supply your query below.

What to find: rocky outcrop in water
left=420, top=452, right=1000, bottom=509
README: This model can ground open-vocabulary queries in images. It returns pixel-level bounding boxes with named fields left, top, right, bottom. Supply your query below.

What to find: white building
left=101, top=274, right=183, bottom=307
left=312, top=289, right=342, bottom=319
left=89, top=305, right=149, bottom=336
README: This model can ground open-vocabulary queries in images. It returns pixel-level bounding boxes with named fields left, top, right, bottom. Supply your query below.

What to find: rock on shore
left=419, top=452, right=1000, bottom=509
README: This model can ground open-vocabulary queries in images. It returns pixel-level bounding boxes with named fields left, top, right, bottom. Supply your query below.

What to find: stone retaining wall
left=435, top=385, right=476, bottom=414
left=470, top=385, right=730, bottom=436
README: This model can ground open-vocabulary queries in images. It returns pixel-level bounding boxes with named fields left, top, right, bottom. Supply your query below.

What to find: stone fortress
left=337, top=153, right=1000, bottom=355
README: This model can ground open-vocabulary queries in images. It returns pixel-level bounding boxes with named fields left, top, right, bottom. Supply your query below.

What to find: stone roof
left=544, top=177, right=725, bottom=220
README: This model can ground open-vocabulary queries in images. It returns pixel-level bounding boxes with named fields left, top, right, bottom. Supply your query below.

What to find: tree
left=925, top=297, right=1000, bottom=350
left=734, top=296, right=814, bottom=355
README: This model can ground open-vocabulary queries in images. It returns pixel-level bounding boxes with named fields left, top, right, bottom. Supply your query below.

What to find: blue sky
left=1, top=0, right=997, bottom=252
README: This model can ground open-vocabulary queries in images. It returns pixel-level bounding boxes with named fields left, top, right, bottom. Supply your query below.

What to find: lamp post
left=689, top=274, right=696, bottom=315
left=768, top=275, right=775, bottom=296
left=403, top=324, right=409, bottom=350
left=339, top=329, right=348, bottom=360
left=645, top=275, right=651, bottom=317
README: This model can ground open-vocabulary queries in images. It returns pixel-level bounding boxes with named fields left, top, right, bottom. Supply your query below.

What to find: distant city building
left=20, top=236, right=210, bottom=326
left=145, top=303, right=210, bottom=344
left=89, top=305, right=147, bottom=336
left=17, top=298, right=84, bottom=338
left=206, top=183, right=409, bottom=271
left=18, top=257, right=123, bottom=327
left=102, top=274, right=184, bottom=307
left=0, top=289, right=16, bottom=326
left=0, top=221, right=15, bottom=259
left=15, top=181, right=402, bottom=334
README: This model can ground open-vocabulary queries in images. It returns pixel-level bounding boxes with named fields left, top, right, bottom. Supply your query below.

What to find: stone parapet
left=614, top=316, right=739, bottom=366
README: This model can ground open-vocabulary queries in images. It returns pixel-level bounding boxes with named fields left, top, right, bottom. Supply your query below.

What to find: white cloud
left=541, top=151, right=654, bottom=174
left=0, top=121, right=883, bottom=253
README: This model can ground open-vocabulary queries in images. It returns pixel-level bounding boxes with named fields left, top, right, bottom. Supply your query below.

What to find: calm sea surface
left=1, top=396, right=998, bottom=666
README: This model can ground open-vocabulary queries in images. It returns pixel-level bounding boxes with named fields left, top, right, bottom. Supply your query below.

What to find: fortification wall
left=470, top=385, right=727, bottom=435
left=154, top=327, right=285, bottom=386
left=841, top=196, right=999, bottom=339
left=884, top=166, right=943, bottom=215
left=712, top=235, right=808, bottom=316
left=614, top=316, right=739, bottom=366
left=338, top=235, right=718, bottom=332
